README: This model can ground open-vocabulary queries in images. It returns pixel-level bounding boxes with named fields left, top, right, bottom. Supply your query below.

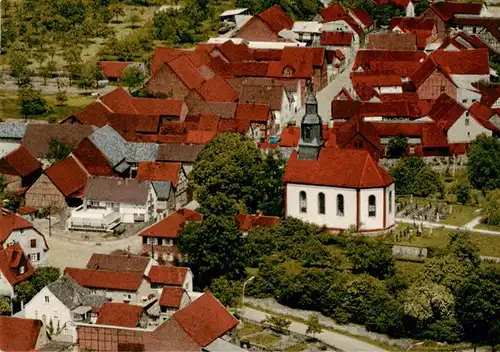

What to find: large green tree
left=467, top=134, right=500, bottom=192
left=19, top=85, right=47, bottom=119
left=30, top=267, right=61, bottom=292
left=191, top=133, right=285, bottom=216
left=178, top=214, right=247, bottom=289
left=390, top=157, right=443, bottom=197
left=386, top=136, right=408, bottom=159
left=482, top=189, right=500, bottom=226
left=120, top=65, right=146, bottom=92
left=346, top=238, right=395, bottom=279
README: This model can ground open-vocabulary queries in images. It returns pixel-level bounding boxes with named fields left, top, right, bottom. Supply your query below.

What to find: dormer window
left=19, top=265, right=25, bottom=275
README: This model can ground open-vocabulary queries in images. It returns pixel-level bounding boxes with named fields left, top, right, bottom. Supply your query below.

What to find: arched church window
left=300, top=191, right=307, bottom=213
left=337, top=194, right=344, bottom=216
left=318, top=193, right=325, bottom=214
left=389, top=191, right=393, bottom=214
left=368, top=195, right=376, bottom=217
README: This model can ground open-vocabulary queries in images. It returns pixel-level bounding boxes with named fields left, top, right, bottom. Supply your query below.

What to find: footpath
left=396, top=217, right=500, bottom=236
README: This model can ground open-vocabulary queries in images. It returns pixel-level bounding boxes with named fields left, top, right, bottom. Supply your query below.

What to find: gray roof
left=48, top=275, right=106, bottom=310
left=85, top=176, right=151, bottom=204
left=152, top=181, right=173, bottom=200
left=206, top=339, right=246, bottom=352
left=0, top=123, right=27, bottom=139
left=126, top=143, right=160, bottom=163
left=89, top=125, right=129, bottom=169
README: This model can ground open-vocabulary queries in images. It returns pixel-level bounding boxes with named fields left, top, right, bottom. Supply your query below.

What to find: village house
left=283, top=92, right=395, bottom=232
left=219, top=8, right=251, bottom=26
left=155, top=144, right=204, bottom=175
left=0, top=211, right=49, bottom=267
left=95, top=302, right=146, bottom=328
left=139, top=209, right=202, bottom=262
left=0, top=123, right=26, bottom=157
left=148, top=266, right=193, bottom=293
left=23, top=275, right=107, bottom=342
left=64, top=267, right=151, bottom=305
left=234, top=213, right=280, bottom=235
left=235, top=5, right=294, bottom=42
left=98, top=61, right=145, bottom=82
left=366, top=32, right=418, bottom=51
left=292, top=21, right=322, bottom=44
left=85, top=253, right=157, bottom=276
left=68, top=176, right=157, bottom=232
left=158, top=287, right=191, bottom=318
left=0, top=244, right=34, bottom=299
left=389, top=17, right=439, bottom=50
left=0, top=316, right=48, bottom=352
left=0, top=145, right=41, bottom=193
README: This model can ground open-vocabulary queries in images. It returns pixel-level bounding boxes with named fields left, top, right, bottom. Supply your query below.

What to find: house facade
left=0, top=244, right=34, bottom=299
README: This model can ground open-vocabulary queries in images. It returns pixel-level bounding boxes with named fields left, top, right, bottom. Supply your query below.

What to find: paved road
left=396, top=217, right=500, bottom=236
left=241, top=307, right=388, bottom=352
left=463, top=216, right=482, bottom=230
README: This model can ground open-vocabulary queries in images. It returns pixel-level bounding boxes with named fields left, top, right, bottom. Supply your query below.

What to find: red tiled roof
left=216, top=41, right=254, bottom=62
left=0, top=145, right=41, bottom=177
left=148, top=266, right=189, bottom=286
left=186, top=130, right=217, bottom=144
left=427, top=93, right=466, bottom=130
left=336, top=116, right=381, bottom=151
left=279, top=126, right=300, bottom=147
left=168, top=55, right=206, bottom=90
left=99, top=87, right=136, bottom=114
left=252, top=49, right=284, bottom=61
left=64, top=268, right=144, bottom=291
left=229, top=62, right=270, bottom=77
left=370, top=122, right=429, bottom=136
left=98, top=61, right=136, bottom=79
left=197, top=114, right=220, bottom=131
left=349, top=8, right=374, bottom=26
left=96, top=303, right=143, bottom=328
left=139, top=209, right=202, bottom=239
left=72, top=138, right=117, bottom=177
left=234, top=214, right=280, bottom=231
left=235, top=104, right=270, bottom=122
left=136, top=162, right=181, bottom=187
left=468, top=102, right=500, bottom=132
left=335, top=49, right=345, bottom=61
left=151, top=47, right=183, bottom=75
left=367, top=33, right=417, bottom=51
left=71, top=102, right=113, bottom=126
left=0, top=244, right=34, bottom=286
left=159, top=287, right=186, bottom=308
left=429, top=48, right=489, bottom=75
left=333, top=87, right=354, bottom=101
left=0, top=212, right=34, bottom=244
left=257, top=5, right=293, bottom=33
left=320, top=31, right=352, bottom=46
left=283, top=148, right=393, bottom=188
left=44, top=157, right=88, bottom=197
left=197, top=76, right=238, bottom=102
left=430, top=1, right=483, bottom=22
left=0, top=316, right=41, bottom=352
left=389, top=17, right=435, bottom=31
left=319, top=4, right=346, bottom=22
left=409, top=56, right=440, bottom=88
left=422, top=125, right=449, bottom=148
left=351, top=72, right=402, bottom=87
left=17, top=207, right=38, bottom=215
left=173, top=292, right=238, bottom=347
left=353, top=50, right=426, bottom=72
left=375, top=0, right=411, bottom=9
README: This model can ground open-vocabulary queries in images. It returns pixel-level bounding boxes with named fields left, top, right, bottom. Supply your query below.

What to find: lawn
left=395, top=260, right=425, bottom=282
left=475, top=222, right=500, bottom=232
left=0, top=91, right=95, bottom=122
left=238, top=322, right=263, bottom=338
left=284, top=342, right=310, bottom=352
left=246, top=332, right=281, bottom=347
left=440, top=204, right=478, bottom=226
left=391, top=228, right=500, bottom=257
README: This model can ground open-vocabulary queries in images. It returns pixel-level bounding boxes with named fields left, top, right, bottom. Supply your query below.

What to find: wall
left=344, top=134, right=381, bottom=160
left=0, top=272, right=14, bottom=297
left=406, top=2, right=415, bottom=17
left=392, top=245, right=428, bottom=259
left=94, top=278, right=151, bottom=305
left=448, top=112, right=492, bottom=143
left=24, top=287, right=76, bottom=341
left=5, top=228, right=49, bottom=267
left=359, top=188, right=385, bottom=230
left=385, top=184, right=396, bottom=229
left=25, top=174, right=67, bottom=209
left=237, top=17, right=280, bottom=42
left=145, top=65, right=191, bottom=99
left=0, top=141, right=20, bottom=158
left=417, top=71, right=456, bottom=100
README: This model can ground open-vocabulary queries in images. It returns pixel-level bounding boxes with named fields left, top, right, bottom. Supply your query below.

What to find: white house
left=0, top=211, right=49, bottom=267
left=0, top=244, right=34, bottom=299
left=282, top=92, right=396, bottom=232
left=68, top=177, right=158, bottom=232
left=23, top=275, right=106, bottom=342
left=148, top=266, right=194, bottom=293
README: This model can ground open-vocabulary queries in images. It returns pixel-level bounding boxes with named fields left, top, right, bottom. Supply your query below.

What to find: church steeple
left=298, top=82, right=323, bottom=160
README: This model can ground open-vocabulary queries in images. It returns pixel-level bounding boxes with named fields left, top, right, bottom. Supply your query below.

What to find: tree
left=414, top=0, right=429, bottom=16
left=19, top=85, right=47, bottom=119
left=403, top=281, right=455, bottom=322
left=306, top=315, right=322, bottom=338
left=128, top=13, right=141, bottom=29
left=110, top=4, right=125, bottom=22
left=45, top=138, right=72, bottom=162
left=454, top=180, right=471, bottom=205
left=190, top=133, right=284, bottom=216
left=14, top=281, right=37, bottom=303
left=386, top=136, right=407, bottom=158
left=390, top=157, right=443, bottom=197
left=346, top=239, right=395, bottom=279
left=209, top=277, right=242, bottom=307
left=8, top=50, right=30, bottom=78
left=455, top=267, right=500, bottom=349
left=178, top=214, right=247, bottom=289
left=55, top=90, right=68, bottom=107
left=482, top=189, right=500, bottom=226
left=120, top=65, right=146, bottom=92
left=30, top=267, right=60, bottom=292
left=0, top=297, right=10, bottom=315
left=3, top=192, right=22, bottom=212
left=467, top=134, right=500, bottom=192
left=263, top=315, right=291, bottom=333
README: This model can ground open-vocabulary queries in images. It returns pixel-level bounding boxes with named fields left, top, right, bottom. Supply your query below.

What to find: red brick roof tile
left=353, top=50, right=426, bottom=72
left=196, top=76, right=238, bottom=102
left=235, top=104, right=270, bottom=122
left=468, top=102, right=500, bottom=132
left=375, top=0, right=411, bottom=9
left=64, top=268, right=144, bottom=291
left=279, top=126, right=300, bottom=147
left=72, top=138, right=117, bottom=177
left=216, top=41, right=254, bottom=62
left=0, top=244, right=34, bottom=286
left=197, top=114, right=220, bottom=131
left=429, top=48, right=489, bottom=75
left=0, top=145, right=41, bottom=177
left=349, top=8, right=374, bottom=26
left=422, top=125, right=449, bottom=148
left=336, top=116, right=381, bottom=151
left=173, top=292, right=238, bottom=347
left=0, top=212, right=35, bottom=244
left=186, top=130, right=217, bottom=144
left=44, top=157, right=88, bottom=197
left=71, top=102, right=113, bottom=126
left=430, top=1, right=483, bottom=22
left=137, top=162, right=181, bottom=187
left=159, top=287, right=186, bottom=308
left=319, top=4, right=347, bottom=22
left=149, top=266, right=188, bottom=286
left=427, top=93, right=466, bottom=130
left=234, top=214, right=280, bottom=231
left=151, top=47, right=183, bottom=75
left=139, top=209, right=202, bottom=239
left=0, top=316, right=41, bottom=352
left=168, top=55, right=206, bottom=90
left=320, top=31, right=353, bottom=46
left=351, top=72, right=402, bottom=87
left=99, top=61, right=136, bottom=79
left=367, top=33, right=417, bottom=51
left=283, top=148, right=393, bottom=188
left=96, top=303, right=143, bottom=328
left=257, top=5, right=293, bottom=33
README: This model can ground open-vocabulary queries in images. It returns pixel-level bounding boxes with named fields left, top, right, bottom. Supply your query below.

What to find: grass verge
left=284, top=342, right=310, bottom=352
left=238, top=321, right=263, bottom=337
left=245, top=332, right=281, bottom=346
left=440, top=204, right=478, bottom=226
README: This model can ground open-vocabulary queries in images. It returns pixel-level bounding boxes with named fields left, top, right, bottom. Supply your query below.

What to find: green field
left=246, top=333, right=281, bottom=347
left=238, top=322, right=263, bottom=338
left=440, top=204, right=478, bottom=226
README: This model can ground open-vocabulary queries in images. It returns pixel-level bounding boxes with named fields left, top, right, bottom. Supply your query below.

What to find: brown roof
left=148, top=266, right=189, bottom=286
left=44, top=157, right=88, bottom=197
left=96, top=303, right=143, bottom=328
left=256, top=5, right=293, bottom=33
left=84, top=177, right=150, bottom=204
left=0, top=145, right=41, bottom=177
left=366, top=33, right=417, bottom=51
left=0, top=316, right=42, bottom=352
left=156, top=144, right=204, bottom=163
left=159, top=287, right=186, bottom=308
left=136, top=162, right=181, bottom=187
left=140, top=209, right=202, bottom=239
left=22, top=124, right=95, bottom=158
left=64, top=268, right=144, bottom=291
left=239, top=85, right=284, bottom=110
left=173, top=292, right=238, bottom=347
left=86, top=253, right=151, bottom=274
left=0, top=244, right=34, bottom=286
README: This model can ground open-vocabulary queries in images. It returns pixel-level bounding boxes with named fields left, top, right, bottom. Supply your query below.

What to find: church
left=282, top=92, right=396, bottom=232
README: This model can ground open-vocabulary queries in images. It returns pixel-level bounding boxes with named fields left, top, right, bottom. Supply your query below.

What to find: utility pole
left=48, top=205, right=51, bottom=237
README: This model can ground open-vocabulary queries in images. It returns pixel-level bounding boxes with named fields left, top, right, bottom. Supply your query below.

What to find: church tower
left=298, top=86, right=323, bottom=160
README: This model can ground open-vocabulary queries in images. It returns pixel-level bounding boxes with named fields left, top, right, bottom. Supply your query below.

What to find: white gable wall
left=0, top=271, right=14, bottom=297
left=448, top=112, right=492, bottom=143
left=4, top=228, right=49, bottom=267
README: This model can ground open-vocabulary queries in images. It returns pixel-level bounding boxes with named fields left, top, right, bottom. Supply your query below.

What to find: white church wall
left=359, top=188, right=385, bottom=230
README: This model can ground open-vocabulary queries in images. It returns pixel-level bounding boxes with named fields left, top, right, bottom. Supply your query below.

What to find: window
left=30, top=239, right=36, bottom=248
left=147, top=237, right=158, bottom=245
left=304, top=126, right=311, bottom=139
left=440, top=85, right=445, bottom=92
left=163, top=239, right=173, bottom=246
left=354, top=141, right=363, bottom=148
left=465, top=118, right=470, bottom=126
left=337, top=194, right=344, bottom=216
left=29, top=253, right=39, bottom=262
left=472, top=99, right=477, bottom=102
left=467, top=132, right=471, bottom=138
left=318, top=193, right=325, bottom=214
left=19, top=266, right=25, bottom=275
left=368, top=195, right=376, bottom=217
left=123, top=293, right=131, bottom=301
left=389, top=191, right=393, bottom=214
left=299, top=191, right=307, bottom=213
left=45, top=296, right=50, bottom=303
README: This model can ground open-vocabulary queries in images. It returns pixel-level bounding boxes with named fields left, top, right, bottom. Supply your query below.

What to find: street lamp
left=240, top=276, right=255, bottom=313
